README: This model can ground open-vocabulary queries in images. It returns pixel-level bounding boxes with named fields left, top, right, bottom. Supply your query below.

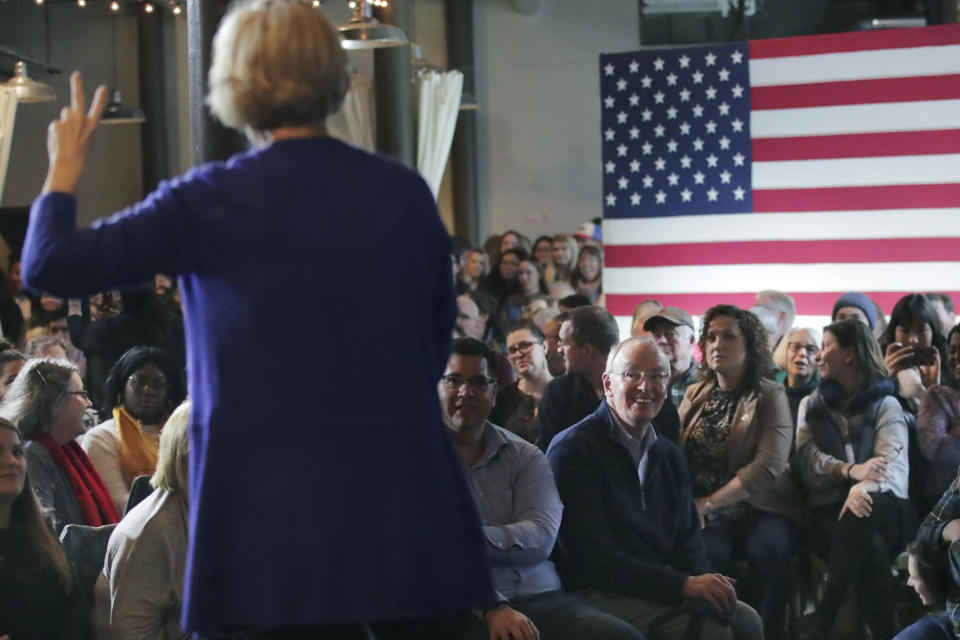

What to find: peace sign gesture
left=42, top=71, right=108, bottom=195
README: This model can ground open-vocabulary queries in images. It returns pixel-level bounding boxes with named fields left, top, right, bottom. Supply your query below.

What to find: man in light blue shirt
left=439, top=337, right=644, bottom=640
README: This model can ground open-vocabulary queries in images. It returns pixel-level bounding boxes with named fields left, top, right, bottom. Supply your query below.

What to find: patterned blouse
left=683, top=385, right=750, bottom=524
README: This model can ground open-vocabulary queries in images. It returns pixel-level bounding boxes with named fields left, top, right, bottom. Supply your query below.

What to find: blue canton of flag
left=600, top=43, right=753, bottom=218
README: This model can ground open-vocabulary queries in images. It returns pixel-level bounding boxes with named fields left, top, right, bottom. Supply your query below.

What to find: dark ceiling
left=640, top=0, right=947, bottom=45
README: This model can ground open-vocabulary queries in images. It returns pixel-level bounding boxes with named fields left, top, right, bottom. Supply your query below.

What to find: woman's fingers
left=88, top=83, right=108, bottom=123
left=70, top=71, right=86, bottom=113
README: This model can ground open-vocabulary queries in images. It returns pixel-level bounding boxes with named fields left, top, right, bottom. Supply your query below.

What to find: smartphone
left=914, top=345, right=938, bottom=366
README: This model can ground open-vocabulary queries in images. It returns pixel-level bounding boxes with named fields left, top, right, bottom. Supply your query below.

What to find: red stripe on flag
left=748, top=24, right=960, bottom=59
left=751, top=74, right=960, bottom=110
left=604, top=238, right=960, bottom=268
left=752, top=130, right=960, bottom=161
left=752, top=183, right=960, bottom=212
left=606, top=292, right=960, bottom=318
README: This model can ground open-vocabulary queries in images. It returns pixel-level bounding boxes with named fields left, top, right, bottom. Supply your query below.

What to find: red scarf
left=35, top=432, right=121, bottom=526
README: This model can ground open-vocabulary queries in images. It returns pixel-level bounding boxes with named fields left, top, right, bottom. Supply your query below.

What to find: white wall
left=474, top=0, right=639, bottom=241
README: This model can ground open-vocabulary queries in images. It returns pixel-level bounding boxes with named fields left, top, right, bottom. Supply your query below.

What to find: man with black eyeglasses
left=438, top=337, right=645, bottom=640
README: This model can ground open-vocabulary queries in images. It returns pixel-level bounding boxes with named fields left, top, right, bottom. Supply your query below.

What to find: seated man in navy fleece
left=440, top=337, right=643, bottom=640
left=547, top=337, right=762, bottom=640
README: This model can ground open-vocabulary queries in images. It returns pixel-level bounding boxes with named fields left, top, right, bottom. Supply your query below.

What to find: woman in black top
left=0, top=417, right=84, bottom=640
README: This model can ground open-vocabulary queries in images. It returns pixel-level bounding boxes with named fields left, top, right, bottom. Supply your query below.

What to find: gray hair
left=0, top=358, right=77, bottom=440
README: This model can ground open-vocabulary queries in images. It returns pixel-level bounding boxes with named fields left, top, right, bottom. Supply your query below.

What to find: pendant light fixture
left=2, top=60, right=56, bottom=103
left=102, top=8, right=145, bottom=125
left=338, top=0, right=408, bottom=50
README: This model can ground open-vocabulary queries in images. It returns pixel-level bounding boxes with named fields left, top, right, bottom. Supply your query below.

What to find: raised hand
left=42, top=71, right=108, bottom=195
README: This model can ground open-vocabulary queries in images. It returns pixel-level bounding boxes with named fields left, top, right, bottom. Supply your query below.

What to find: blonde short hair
left=151, top=400, right=191, bottom=494
left=207, top=0, right=349, bottom=131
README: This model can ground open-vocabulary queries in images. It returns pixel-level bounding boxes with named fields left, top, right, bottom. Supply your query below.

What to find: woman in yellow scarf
left=81, top=346, right=185, bottom=515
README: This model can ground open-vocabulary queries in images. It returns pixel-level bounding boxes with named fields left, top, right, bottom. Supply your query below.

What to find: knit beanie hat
left=832, top=292, right=877, bottom=330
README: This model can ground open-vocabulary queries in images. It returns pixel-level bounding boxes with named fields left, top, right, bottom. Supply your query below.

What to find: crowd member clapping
left=915, top=323, right=960, bottom=515
left=82, top=347, right=186, bottom=515
left=490, top=320, right=554, bottom=444
left=796, top=319, right=910, bottom=640
left=881, top=294, right=951, bottom=413
left=0, top=358, right=118, bottom=534
left=678, top=304, right=799, bottom=640
left=95, top=400, right=192, bottom=640
left=0, top=418, right=85, bottom=639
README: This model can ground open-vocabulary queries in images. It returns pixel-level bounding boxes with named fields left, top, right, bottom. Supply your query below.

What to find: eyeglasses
left=787, top=342, right=818, bottom=356
left=507, top=340, right=540, bottom=356
left=557, top=339, right=579, bottom=348
left=440, top=374, right=495, bottom=391
left=128, top=375, right=170, bottom=394
left=66, top=390, right=89, bottom=400
left=610, top=370, right=669, bottom=386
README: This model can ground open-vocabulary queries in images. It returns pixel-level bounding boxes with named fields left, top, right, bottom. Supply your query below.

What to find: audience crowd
left=2, top=215, right=960, bottom=640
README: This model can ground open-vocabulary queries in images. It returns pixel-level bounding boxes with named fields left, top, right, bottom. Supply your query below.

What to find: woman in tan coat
left=678, top=304, right=801, bottom=640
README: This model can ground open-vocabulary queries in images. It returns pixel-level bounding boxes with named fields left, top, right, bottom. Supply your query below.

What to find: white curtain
left=341, top=72, right=375, bottom=151
left=416, top=69, right=463, bottom=199
left=0, top=88, right=17, bottom=204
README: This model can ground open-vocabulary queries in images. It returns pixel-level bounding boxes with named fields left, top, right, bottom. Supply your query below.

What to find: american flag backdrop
left=599, top=24, right=960, bottom=327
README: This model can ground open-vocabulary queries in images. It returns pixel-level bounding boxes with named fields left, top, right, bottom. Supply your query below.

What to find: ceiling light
left=338, top=0, right=407, bottom=50
left=1, top=60, right=56, bottom=103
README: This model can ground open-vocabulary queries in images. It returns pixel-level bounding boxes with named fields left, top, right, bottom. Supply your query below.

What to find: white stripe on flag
left=748, top=44, right=960, bottom=86
left=602, top=209, right=960, bottom=245
left=750, top=99, right=960, bottom=138
left=752, top=153, right=960, bottom=189
left=604, top=262, right=960, bottom=294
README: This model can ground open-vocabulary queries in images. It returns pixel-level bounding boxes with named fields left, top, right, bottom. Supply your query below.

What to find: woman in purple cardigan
left=21, top=0, right=492, bottom=636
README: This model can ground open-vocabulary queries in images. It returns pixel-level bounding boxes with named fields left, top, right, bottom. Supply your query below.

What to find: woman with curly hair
left=678, top=304, right=800, bottom=639
left=0, top=418, right=85, bottom=639
left=796, top=319, right=911, bottom=640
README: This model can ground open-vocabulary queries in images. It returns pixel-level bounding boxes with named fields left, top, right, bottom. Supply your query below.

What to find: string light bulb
left=110, top=0, right=119, bottom=9
left=77, top=0, right=86, bottom=6
left=311, top=0, right=319, bottom=6
left=172, top=2, right=181, bottom=13
left=34, top=0, right=43, bottom=5
left=143, top=2, right=154, bottom=11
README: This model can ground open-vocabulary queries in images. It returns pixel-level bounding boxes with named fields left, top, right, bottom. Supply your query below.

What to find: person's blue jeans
left=893, top=613, right=955, bottom=640
left=702, top=511, right=799, bottom=639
